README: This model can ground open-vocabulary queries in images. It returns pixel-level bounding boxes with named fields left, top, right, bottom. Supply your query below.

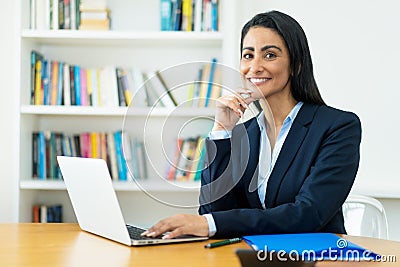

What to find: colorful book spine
left=114, top=131, right=127, bottom=181
left=204, top=58, right=217, bottom=107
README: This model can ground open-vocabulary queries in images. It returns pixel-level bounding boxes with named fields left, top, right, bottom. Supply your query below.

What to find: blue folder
left=243, top=233, right=380, bottom=261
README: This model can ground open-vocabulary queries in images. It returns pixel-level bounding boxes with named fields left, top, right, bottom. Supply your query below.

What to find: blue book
left=113, top=131, right=127, bottom=181
left=42, top=60, right=50, bottom=105
left=57, top=62, right=64, bottom=105
left=211, top=0, right=218, bottom=31
left=243, top=233, right=380, bottom=261
left=160, top=0, right=172, bottom=31
left=204, top=58, right=217, bottom=107
left=38, top=131, right=46, bottom=179
left=74, top=65, right=81, bottom=105
left=173, top=0, right=182, bottom=31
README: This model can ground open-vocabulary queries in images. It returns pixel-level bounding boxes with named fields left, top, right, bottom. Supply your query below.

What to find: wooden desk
left=0, top=223, right=399, bottom=267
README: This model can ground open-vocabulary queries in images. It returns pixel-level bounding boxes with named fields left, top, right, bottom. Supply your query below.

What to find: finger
left=225, top=100, right=244, bottom=118
left=143, top=222, right=170, bottom=237
left=162, top=228, right=183, bottom=239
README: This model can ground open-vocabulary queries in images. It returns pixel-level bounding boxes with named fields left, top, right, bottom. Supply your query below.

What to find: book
left=31, top=51, right=44, bottom=104
left=243, top=233, right=380, bottom=261
left=145, top=71, right=177, bottom=108
left=134, top=140, right=147, bottom=179
left=116, top=68, right=127, bottom=106
left=99, top=66, right=119, bottom=107
left=129, top=67, right=148, bottom=107
left=197, top=62, right=211, bottom=107
left=42, top=60, right=50, bottom=105
left=32, top=132, right=39, bottom=178
left=173, top=0, right=182, bottom=31
left=167, top=137, right=183, bottom=180
left=34, top=58, right=43, bottom=105
left=160, top=0, right=172, bottom=31
left=114, top=131, right=127, bottom=181
left=193, top=0, right=203, bottom=32
left=57, top=62, right=64, bottom=105
left=204, top=57, right=217, bottom=107
left=38, top=131, right=46, bottom=179
left=63, top=63, right=71, bottom=106
left=106, top=132, right=118, bottom=180
left=181, top=0, right=192, bottom=31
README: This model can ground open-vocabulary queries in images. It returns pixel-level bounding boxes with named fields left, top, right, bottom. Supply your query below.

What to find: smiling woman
left=143, top=10, right=362, bottom=239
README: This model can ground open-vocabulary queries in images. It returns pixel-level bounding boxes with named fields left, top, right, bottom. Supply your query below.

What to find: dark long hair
left=241, top=10, right=325, bottom=105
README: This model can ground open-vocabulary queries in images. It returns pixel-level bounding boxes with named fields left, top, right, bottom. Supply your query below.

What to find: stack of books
left=79, top=0, right=110, bottom=30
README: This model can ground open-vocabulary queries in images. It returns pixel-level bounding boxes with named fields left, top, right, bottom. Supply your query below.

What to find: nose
left=249, top=56, right=263, bottom=74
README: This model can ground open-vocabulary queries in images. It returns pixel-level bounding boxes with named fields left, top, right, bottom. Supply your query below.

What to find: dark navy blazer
left=199, top=103, right=362, bottom=238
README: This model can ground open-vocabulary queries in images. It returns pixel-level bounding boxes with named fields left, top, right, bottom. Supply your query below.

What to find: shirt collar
left=256, top=101, right=304, bottom=130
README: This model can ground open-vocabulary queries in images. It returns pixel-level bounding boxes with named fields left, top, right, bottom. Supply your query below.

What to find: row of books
left=32, top=130, right=147, bottom=181
left=30, top=0, right=110, bottom=31
left=166, top=136, right=206, bottom=181
left=160, top=0, right=219, bottom=32
left=32, top=204, right=63, bottom=223
left=30, top=51, right=222, bottom=108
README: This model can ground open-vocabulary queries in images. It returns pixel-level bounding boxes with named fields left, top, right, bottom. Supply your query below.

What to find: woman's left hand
left=141, top=214, right=209, bottom=239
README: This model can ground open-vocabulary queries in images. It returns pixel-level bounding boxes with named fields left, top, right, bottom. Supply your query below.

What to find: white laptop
left=57, top=156, right=208, bottom=246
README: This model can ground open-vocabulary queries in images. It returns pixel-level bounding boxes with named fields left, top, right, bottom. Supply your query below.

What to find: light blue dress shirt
left=203, top=102, right=303, bottom=236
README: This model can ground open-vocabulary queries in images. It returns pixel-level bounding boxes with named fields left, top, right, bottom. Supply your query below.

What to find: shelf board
left=20, top=180, right=201, bottom=192
left=21, top=30, right=223, bottom=47
left=20, top=105, right=216, bottom=117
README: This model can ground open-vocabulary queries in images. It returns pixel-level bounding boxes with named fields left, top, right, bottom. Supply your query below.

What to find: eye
left=242, top=53, right=253, bottom=60
left=265, top=52, right=277, bottom=60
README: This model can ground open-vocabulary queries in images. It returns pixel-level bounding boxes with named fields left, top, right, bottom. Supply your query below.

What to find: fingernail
left=237, top=109, right=243, bottom=118
left=146, top=231, right=156, bottom=237
left=141, top=230, right=149, bottom=236
left=162, top=234, right=170, bottom=240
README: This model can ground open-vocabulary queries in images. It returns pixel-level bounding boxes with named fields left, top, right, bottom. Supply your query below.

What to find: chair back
left=342, top=194, right=389, bottom=239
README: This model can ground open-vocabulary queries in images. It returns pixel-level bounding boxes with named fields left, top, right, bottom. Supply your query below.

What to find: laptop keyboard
left=126, top=224, right=163, bottom=240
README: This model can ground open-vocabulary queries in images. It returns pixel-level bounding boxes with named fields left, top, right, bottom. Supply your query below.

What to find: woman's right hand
left=212, top=88, right=256, bottom=131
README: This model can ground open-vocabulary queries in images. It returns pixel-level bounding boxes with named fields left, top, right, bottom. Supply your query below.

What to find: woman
left=142, top=10, right=361, bottom=239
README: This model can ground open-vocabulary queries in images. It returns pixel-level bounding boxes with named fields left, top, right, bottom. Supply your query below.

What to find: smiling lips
left=248, top=77, right=271, bottom=85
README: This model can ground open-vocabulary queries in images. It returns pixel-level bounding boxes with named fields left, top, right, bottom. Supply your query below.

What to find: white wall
left=0, top=1, right=19, bottom=222
left=237, top=0, right=400, bottom=241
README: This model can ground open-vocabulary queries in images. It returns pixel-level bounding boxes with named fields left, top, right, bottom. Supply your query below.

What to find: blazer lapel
left=236, top=118, right=263, bottom=209
left=264, top=103, right=319, bottom=208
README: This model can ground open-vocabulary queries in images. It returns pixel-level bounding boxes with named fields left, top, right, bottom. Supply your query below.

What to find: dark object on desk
left=235, top=249, right=315, bottom=267
left=204, top=237, right=242, bottom=248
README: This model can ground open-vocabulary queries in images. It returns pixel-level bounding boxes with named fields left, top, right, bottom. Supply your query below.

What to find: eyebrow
left=242, top=45, right=282, bottom=52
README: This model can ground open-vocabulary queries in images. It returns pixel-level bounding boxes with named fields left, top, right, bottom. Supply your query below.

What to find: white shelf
left=21, top=30, right=223, bottom=47
left=20, top=105, right=216, bottom=117
left=20, top=180, right=201, bottom=192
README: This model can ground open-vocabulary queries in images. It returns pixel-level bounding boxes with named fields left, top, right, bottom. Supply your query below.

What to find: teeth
left=250, top=78, right=269, bottom=83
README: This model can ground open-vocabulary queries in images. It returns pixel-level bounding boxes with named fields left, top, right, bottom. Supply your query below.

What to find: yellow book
left=34, top=60, right=42, bottom=105
left=90, top=132, right=98, bottom=158
left=50, top=61, right=59, bottom=106
left=182, top=0, right=193, bottom=31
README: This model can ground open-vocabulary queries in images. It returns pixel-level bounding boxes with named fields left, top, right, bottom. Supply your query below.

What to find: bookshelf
left=17, top=0, right=237, bottom=224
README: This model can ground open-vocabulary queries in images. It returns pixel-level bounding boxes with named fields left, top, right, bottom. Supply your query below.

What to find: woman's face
left=240, top=27, right=292, bottom=101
